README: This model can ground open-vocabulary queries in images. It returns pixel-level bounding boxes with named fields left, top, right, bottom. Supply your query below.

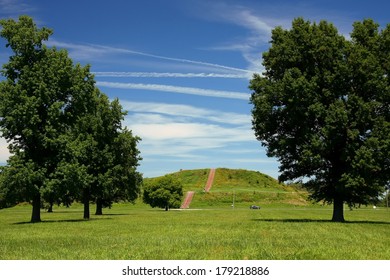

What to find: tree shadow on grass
left=251, top=218, right=390, bottom=225
left=12, top=212, right=133, bottom=225
left=45, top=211, right=132, bottom=216
left=13, top=217, right=113, bottom=225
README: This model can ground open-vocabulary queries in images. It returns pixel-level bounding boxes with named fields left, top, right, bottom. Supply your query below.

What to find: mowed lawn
left=0, top=203, right=389, bottom=260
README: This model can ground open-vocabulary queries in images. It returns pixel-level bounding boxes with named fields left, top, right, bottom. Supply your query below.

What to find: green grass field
left=1, top=202, right=389, bottom=260
left=1, top=169, right=389, bottom=260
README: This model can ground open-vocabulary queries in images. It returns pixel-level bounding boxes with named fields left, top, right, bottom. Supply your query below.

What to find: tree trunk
left=95, top=198, right=103, bottom=215
left=47, top=201, right=53, bottom=213
left=83, top=188, right=90, bottom=220
left=31, top=193, right=41, bottom=223
left=165, top=204, right=169, bottom=211
left=332, top=197, right=345, bottom=222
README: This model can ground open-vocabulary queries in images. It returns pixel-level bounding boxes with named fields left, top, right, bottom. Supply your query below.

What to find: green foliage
left=43, top=161, right=92, bottom=208
left=250, top=18, right=390, bottom=222
left=143, top=176, right=183, bottom=210
left=0, top=16, right=142, bottom=221
left=0, top=16, right=98, bottom=221
left=63, top=92, right=142, bottom=217
left=0, top=157, right=45, bottom=203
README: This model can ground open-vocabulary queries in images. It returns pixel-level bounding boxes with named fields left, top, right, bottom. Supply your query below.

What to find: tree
left=0, top=16, right=142, bottom=221
left=0, top=16, right=97, bottom=222
left=143, top=176, right=183, bottom=211
left=250, top=18, right=389, bottom=222
left=93, top=127, right=142, bottom=215
left=68, top=93, right=142, bottom=218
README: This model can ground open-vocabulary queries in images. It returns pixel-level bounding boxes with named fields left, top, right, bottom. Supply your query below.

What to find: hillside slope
left=144, top=168, right=309, bottom=208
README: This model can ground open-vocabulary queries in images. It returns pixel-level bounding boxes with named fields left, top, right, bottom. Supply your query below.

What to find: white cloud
left=89, top=43, right=252, bottom=74
left=121, top=101, right=251, bottom=126
left=196, top=3, right=274, bottom=74
left=93, top=72, right=248, bottom=79
left=0, top=0, right=34, bottom=16
left=131, top=122, right=252, bottom=142
left=47, top=40, right=116, bottom=60
left=202, top=2, right=357, bottom=74
left=220, top=6, right=273, bottom=36
left=119, top=101, right=256, bottom=163
left=47, top=40, right=252, bottom=75
left=97, top=81, right=250, bottom=100
left=133, top=129, right=254, bottom=160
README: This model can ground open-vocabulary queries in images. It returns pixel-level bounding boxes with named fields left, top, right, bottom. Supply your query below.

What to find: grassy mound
left=144, top=168, right=309, bottom=208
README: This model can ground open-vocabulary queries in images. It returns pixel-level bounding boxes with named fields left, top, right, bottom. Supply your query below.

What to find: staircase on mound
left=180, top=191, right=195, bottom=209
left=180, top=168, right=216, bottom=209
left=204, top=168, right=215, bottom=192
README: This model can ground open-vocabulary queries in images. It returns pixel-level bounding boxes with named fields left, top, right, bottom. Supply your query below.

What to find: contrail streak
left=93, top=72, right=249, bottom=78
left=96, top=81, right=250, bottom=100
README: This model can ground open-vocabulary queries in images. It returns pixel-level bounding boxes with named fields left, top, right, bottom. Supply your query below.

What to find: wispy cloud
left=129, top=121, right=254, bottom=157
left=0, top=0, right=34, bottom=16
left=48, top=39, right=252, bottom=75
left=90, top=43, right=252, bottom=74
left=197, top=3, right=275, bottom=74
left=93, top=71, right=248, bottom=79
left=216, top=4, right=273, bottom=37
left=120, top=101, right=257, bottom=166
left=97, top=81, right=250, bottom=100
left=131, top=122, right=251, bottom=142
left=121, top=101, right=251, bottom=126
left=46, top=40, right=116, bottom=60
left=203, top=1, right=356, bottom=74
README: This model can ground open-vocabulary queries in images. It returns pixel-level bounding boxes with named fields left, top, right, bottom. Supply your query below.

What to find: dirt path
left=180, top=168, right=216, bottom=209
left=204, top=168, right=216, bottom=192
left=180, top=191, right=195, bottom=209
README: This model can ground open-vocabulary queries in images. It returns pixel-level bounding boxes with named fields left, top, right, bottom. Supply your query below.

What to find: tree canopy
left=143, top=176, right=183, bottom=211
left=0, top=16, right=142, bottom=222
left=63, top=92, right=142, bottom=219
left=250, top=18, right=390, bottom=222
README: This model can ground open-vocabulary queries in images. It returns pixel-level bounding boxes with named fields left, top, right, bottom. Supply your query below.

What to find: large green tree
left=250, top=18, right=389, bottom=222
left=0, top=16, right=142, bottom=222
left=66, top=92, right=142, bottom=219
left=143, top=176, right=183, bottom=211
left=0, top=16, right=96, bottom=222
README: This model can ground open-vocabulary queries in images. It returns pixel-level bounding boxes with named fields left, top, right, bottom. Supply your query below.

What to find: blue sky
left=0, top=0, right=388, bottom=178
